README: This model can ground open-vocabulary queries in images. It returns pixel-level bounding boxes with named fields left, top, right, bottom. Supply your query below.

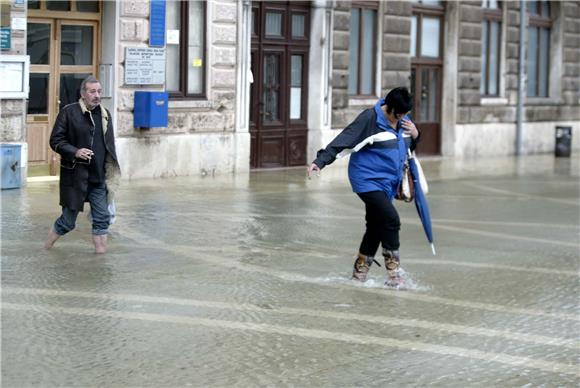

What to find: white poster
left=167, top=30, right=179, bottom=45
left=11, top=17, right=26, bottom=30
left=0, top=62, right=24, bottom=92
left=125, top=47, right=166, bottom=85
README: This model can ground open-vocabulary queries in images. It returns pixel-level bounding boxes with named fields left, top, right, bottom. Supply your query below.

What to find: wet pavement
left=1, top=154, right=579, bottom=387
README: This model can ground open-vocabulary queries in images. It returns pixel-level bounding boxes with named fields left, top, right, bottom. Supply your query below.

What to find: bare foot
left=44, top=228, right=60, bottom=250
left=92, top=234, right=107, bottom=254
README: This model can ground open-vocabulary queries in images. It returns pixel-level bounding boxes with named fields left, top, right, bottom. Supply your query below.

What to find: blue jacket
left=313, top=99, right=419, bottom=199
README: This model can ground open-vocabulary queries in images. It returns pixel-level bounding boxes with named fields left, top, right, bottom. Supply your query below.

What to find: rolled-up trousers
left=357, top=190, right=401, bottom=257
left=53, top=182, right=110, bottom=236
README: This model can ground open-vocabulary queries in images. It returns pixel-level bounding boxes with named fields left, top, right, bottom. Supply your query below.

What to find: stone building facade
left=0, top=0, right=28, bottom=183
left=113, top=0, right=244, bottom=179
left=0, top=0, right=578, bottom=185
left=328, top=0, right=579, bottom=160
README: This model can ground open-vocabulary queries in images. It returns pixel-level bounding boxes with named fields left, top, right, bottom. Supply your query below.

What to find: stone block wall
left=330, top=1, right=350, bottom=122
left=0, top=0, right=27, bottom=143
left=115, top=0, right=239, bottom=178
left=116, top=0, right=237, bottom=138
left=382, top=1, right=412, bottom=93
left=561, top=1, right=580, bottom=112
left=331, top=1, right=413, bottom=130
left=457, top=1, right=580, bottom=125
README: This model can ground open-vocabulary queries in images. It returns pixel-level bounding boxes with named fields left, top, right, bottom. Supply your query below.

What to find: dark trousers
left=357, top=191, right=400, bottom=257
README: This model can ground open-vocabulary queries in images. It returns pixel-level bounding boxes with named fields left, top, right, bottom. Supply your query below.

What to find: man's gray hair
left=80, top=76, right=100, bottom=92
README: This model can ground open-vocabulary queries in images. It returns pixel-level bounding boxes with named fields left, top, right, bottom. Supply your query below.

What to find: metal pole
left=516, top=0, right=526, bottom=156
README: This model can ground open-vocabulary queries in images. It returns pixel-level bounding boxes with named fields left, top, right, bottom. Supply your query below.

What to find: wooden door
left=26, top=1, right=100, bottom=175
left=55, top=20, right=99, bottom=110
left=250, top=2, right=310, bottom=168
left=26, top=18, right=56, bottom=174
left=410, top=66, right=441, bottom=154
left=409, top=1, right=445, bottom=155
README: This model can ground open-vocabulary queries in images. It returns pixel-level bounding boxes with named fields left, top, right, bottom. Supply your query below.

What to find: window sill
left=348, top=96, right=379, bottom=106
left=480, top=97, right=508, bottom=106
left=168, top=99, right=213, bottom=110
left=525, top=97, right=564, bottom=106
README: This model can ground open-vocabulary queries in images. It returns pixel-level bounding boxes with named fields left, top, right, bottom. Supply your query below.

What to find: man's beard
left=84, top=97, right=100, bottom=108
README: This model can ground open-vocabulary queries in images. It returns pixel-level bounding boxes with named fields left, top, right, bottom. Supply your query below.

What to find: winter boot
left=383, top=249, right=402, bottom=287
left=93, top=234, right=107, bottom=254
left=352, top=253, right=374, bottom=282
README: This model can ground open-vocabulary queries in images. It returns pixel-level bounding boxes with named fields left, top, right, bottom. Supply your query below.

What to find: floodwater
left=1, top=154, right=579, bottom=386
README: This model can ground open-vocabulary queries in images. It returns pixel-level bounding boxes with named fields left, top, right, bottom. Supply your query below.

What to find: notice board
left=124, top=47, right=166, bottom=85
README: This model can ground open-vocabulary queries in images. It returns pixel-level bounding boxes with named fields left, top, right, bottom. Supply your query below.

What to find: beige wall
left=113, top=0, right=247, bottom=179
left=0, top=0, right=27, bottom=143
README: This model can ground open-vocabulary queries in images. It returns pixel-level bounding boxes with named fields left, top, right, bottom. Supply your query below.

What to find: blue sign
left=149, top=0, right=166, bottom=47
left=0, top=28, right=10, bottom=50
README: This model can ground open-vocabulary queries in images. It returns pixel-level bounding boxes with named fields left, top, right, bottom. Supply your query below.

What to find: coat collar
left=78, top=98, right=108, bottom=120
left=374, top=98, right=400, bottom=134
left=78, top=98, right=109, bottom=133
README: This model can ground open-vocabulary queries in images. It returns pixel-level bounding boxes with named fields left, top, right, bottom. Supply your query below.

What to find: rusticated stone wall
left=0, top=0, right=27, bottom=143
left=328, top=1, right=579, bottom=157
left=115, top=0, right=241, bottom=178
left=456, top=1, right=580, bottom=125
left=330, top=1, right=350, bottom=117
left=116, top=0, right=236, bottom=138
left=382, top=1, right=412, bottom=92
left=331, top=1, right=412, bottom=130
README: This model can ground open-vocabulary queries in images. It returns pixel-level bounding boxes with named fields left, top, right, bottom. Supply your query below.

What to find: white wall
left=453, top=121, right=580, bottom=157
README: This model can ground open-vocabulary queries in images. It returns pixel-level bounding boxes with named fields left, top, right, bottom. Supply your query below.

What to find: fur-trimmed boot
left=352, top=253, right=374, bottom=282
left=383, top=249, right=402, bottom=287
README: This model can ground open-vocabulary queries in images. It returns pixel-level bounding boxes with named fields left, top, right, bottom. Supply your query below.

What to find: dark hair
left=384, top=87, right=413, bottom=115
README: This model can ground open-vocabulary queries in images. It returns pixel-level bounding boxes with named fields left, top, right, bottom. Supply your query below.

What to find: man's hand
left=75, top=148, right=94, bottom=161
left=401, top=119, right=419, bottom=139
left=307, top=163, right=321, bottom=179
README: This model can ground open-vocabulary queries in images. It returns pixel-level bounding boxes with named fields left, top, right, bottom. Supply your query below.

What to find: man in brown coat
left=44, top=76, right=121, bottom=253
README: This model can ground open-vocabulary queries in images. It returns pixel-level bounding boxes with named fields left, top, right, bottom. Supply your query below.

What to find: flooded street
left=2, top=154, right=579, bottom=386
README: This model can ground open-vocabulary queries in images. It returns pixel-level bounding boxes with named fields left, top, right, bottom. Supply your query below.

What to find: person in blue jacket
left=307, top=87, right=420, bottom=287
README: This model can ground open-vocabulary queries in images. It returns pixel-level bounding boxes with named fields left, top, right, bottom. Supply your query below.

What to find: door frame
left=55, top=19, right=99, bottom=112
left=410, top=65, right=443, bottom=154
left=410, top=1, right=445, bottom=155
left=26, top=18, right=56, bottom=172
left=249, top=1, right=310, bottom=169
left=27, top=3, right=101, bottom=175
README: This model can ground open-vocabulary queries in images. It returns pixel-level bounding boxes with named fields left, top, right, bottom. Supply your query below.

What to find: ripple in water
left=315, top=267, right=431, bottom=292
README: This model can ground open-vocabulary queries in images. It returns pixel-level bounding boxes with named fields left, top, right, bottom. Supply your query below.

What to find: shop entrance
left=26, top=1, right=100, bottom=175
left=249, top=1, right=310, bottom=168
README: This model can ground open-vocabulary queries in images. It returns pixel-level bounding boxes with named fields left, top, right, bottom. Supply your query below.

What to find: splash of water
left=316, top=267, right=431, bottom=292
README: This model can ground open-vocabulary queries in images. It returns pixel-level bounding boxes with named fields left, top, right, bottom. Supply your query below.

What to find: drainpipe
left=516, top=0, right=526, bottom=156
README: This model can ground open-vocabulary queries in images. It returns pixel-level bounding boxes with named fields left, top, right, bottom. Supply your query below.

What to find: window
left=166, top=0, right=206, bottom=98
left=348, top=2, right=377, bottom=96
left=409, top=1, right=444, bottom=59
left=480, top=1, right=502, bottom=96
left=526, top=0, right=551, bottom=97
left=27, top=0, right=99, bottom=12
